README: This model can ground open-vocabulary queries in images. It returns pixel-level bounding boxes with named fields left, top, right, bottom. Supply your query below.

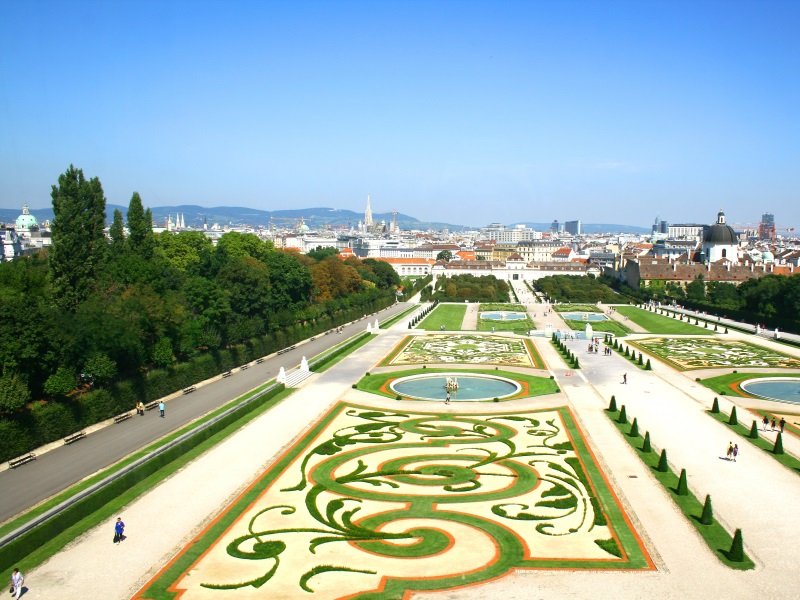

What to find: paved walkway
left=461, top=302, right=479, bottom=330
left=21, top=308, right=800, bottom=599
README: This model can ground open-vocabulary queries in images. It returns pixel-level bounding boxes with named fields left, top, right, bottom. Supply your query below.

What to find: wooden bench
left=183, top=385, right=196, bottom=394
left=114, top=412, right=132, bottom=424
left=64, top=431, right=86, bottom=445
left=277, top=345, right=296, bottom=355
left=9, top=452, right=36, bottom=469
left=240, top=364, right=249, bottom=370
left=255, top=358, right=264, bottom=364
left=145, top=401, right=159, bottom=411
left=222, top=371, right=233, bottom=378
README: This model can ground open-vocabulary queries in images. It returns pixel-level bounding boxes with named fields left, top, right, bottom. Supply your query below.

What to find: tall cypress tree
left=126, top=192, right=154, bottom=259
left=49, top=165, right=107, bottom=310
left=109, top=208, right=126, bottom=256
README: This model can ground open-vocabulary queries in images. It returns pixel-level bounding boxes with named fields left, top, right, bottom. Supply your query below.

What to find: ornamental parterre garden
left=383, top=334, right=544, bottom=368
left=137, top=404, right=652, bottom=600
left=630, top=337, right=800, bottom=370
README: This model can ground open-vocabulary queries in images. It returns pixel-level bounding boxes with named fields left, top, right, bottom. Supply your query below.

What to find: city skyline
left=1, top=1, right=798, bottom=228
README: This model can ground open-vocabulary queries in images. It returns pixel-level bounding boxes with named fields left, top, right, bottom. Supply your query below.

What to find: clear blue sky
left=1, top=0, right=798, bottom=229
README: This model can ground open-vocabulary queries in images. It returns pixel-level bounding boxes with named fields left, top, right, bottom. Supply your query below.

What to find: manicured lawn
left=614, top=306, right=712, bottom=335
left=417, top=304, right=467, bottom=330
left=564, top=319, right=631, bottom=337
left=477, top=316, right=533, bottom=334
left=554, top=303, right=602, bottom=313
left=357, top=367, right=559, bottom=400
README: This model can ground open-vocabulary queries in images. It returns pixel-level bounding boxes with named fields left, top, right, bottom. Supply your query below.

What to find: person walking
left=622, top=373, right=627, bottom=385
left=113, top=517, right=125, bottom=544
left=445, top=392, right=450, bottom=405
left=726, top=442, right=734, bottom=460
left=780, top=417, right=786, bottom=432
left=159, top=401, right=165, bottom=418
left=136, top=401, right=145, bottom=416
left=10, top=568, right=23, bottom=599
left=733, top=444, right=739, bottom=462
left=763, top=414, right=770, bottom=431
left=771, top=418, right=777, bottom=431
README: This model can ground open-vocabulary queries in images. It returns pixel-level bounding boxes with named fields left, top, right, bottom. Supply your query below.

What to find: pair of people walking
left=726, top=442, right=739, bottom=462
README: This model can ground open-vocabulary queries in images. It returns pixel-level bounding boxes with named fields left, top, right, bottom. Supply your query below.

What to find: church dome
left=15, top=204, right=38, bottom=230
left=703, top=210, right=737, bottom=244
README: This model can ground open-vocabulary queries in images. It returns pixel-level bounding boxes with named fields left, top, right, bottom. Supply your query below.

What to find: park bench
left=145, top=400, right=159, bottom=411
left=114, top=412, right=132, bottom=424
left=255, top=358, right=264, bottom=364
left=64, top=431, right=86, bottom=445
left=9, top=453, right=36, bottom=469
left=183, top=385, right=196, bottom=394
left=277, top=345, right=296, bottom=355
left=240, top=364, right=249, bottom=370
left=222, top=370, right=233, bottom=378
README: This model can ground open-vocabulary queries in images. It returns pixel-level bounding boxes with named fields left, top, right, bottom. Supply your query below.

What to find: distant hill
left=1, top=205, right=647, bottom=234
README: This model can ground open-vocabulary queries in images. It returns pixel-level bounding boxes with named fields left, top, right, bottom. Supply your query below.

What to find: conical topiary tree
left=645, top=358, right=652, bottom=370
left=624, top=346, right=630, bottom=357
left=657, top=449, right=668, bottom=472
left=774, top=432, right=784, bottom=455
left=711, top=397, right=720, bottom=414
left=749, top=420, right=759, bottom=440
left=700, top=494, right=713, bottom=525
left=618, top=405, right=628, bottom=424
left=638, top=353, right=644, bottom=366
left=677, top=468, right=688, bottom=496
left=642, top=431, right=652, bottom=453
left=609, top=395, right=617, bottom=412
left=630, top=417, right=639, bottom=438
left=728, top=406, right=738, bottom=426
left=729, top=529, right=744, bottom=562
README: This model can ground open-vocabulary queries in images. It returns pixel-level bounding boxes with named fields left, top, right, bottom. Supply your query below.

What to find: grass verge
left=563, top=318, right=631, bottom=337
left=379, top=305, right=417, bottom=329
left=310, top=332, right=375, bottom=372
left=606, top=407, right=754, bottom=570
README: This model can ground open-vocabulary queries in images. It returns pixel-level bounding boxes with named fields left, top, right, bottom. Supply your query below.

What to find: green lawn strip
left=356, top=368, right=559, bottom=400
left=615, top=306, right=713, bottom=335
left=310, top=333, right=375, bottom=372
left=0, top=378, right=282, bottom=540
left=478, top=303, right=526, bottom=312
left=550, top=339, right=580, bottom=369
left=553, top=304, right=602, bottom=313
left=698, top=372, right=800, bottom=398
left=605, top=408, right=754, bottom=570
left=379, top=305, right=417, bottom=329
left=2, top=387, right=294, bottom=576
left=416, top=304, right=467, bottom=331
left=476, top=316, right=534, bottom=334
left=609, top=339, right=649, bottom=371
left=563, top=318, right=631, bottom=337
left=707, top=410, right=800, bottom=475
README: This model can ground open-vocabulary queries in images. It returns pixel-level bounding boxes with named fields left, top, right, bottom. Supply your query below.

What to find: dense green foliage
left=0, top=167, right=400, bottom=457
left=432, top=274, right=510, bottom=302
left=535, top=274, right=623, bottom=303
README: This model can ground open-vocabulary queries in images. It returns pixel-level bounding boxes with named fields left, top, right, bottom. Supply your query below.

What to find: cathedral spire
left=364, top=194, right=373, bottom=227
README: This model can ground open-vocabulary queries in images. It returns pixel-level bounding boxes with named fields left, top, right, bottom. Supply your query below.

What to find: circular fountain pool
left=390, top=373, right=521, bottom=401
left=740, top=378, right=800, bottom=404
